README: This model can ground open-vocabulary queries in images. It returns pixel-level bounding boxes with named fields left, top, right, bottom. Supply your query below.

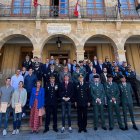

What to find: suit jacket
left=75, top=82, right=91, bottom=106
left=45, top=83, right=59, bottom=106
left=100, top=73, right=107, bottom=84
left=29, top=87, right=45, bottom=109
left=59, top=72, right=72, bottom=83
left=42, top=63, right=50, bottom=78
left=96, top=64, right=104, bottom=74
left=90, top=83, right=105, bottom=105
left=118, top=82, right=133, bottom=104
left=59, top=82, right=74, bottom=102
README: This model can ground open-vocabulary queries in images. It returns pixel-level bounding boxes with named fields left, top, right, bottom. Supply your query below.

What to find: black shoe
left=119, top=127, right=125, bottom=131
left=78, top=129, right=82, bottom=133
left=133, top=125, right=139, bottom=130
left=109, top=127, right=113, bottom=131
left=125, top=126, right=128, bottom=130
left=83, top=129, right=87, bottom=133
left=94, top=127, right=98, bottom=131
left=43, top=129, right=49, bottom=133
left=102, top=127, right=107, bottom=130
left=53, top=128, right=58, bottom=132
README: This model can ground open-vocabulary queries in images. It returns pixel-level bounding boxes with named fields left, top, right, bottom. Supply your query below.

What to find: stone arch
left=0, top=30, right=36, bottom=49
left=40, top=33, right=80, bottom=52
left=121, top=32, right=140, bottom=48
left=82, top=33, right=118, bottom=52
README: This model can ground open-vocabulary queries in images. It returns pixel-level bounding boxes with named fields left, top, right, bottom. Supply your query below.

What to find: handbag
left=39, top=107, right=45, bottom=116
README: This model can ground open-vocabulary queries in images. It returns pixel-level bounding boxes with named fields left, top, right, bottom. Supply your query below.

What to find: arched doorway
left=84, top=35, right=115, bottom=61
left=42, top=35, right=76, bottom=64
left=0, top=35, right=33, bottom=76
left=125, top=35, right=140, bottom=75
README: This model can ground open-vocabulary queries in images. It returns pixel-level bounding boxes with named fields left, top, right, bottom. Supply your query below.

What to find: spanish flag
left=74, top=0, right=80, bottom=17
left=33, top=0, right=38, bottom=7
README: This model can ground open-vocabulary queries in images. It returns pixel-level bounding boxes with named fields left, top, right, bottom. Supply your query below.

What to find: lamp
left=56, top=37, right=62, bottom=49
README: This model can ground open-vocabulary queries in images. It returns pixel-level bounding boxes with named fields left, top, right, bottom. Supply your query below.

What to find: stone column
left=36, top=5, right=41, bottom=18
left=114, top=49, right=126, bottom=62
left=33, top=48, right=42, bottom=58
left=76, top=48, right=85, bottom=62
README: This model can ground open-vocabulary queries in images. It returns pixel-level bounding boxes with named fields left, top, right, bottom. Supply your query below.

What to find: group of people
left=0, top=55, right=139, bottom=136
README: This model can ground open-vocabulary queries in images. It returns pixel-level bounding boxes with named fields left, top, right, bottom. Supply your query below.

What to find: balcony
left=0, top=5, right=140, bottom=20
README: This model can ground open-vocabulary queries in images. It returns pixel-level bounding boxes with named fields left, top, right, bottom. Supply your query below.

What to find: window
left=120, top=0, right=138, bottom=17
left=59, top=0, right=69, bottom=16
left=87, top=0, right=104, bottom=17
left=12, top=0, right=31, bottom=15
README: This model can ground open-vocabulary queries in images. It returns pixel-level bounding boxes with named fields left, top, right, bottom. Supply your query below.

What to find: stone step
left=6, top=117, right=140, bottom=131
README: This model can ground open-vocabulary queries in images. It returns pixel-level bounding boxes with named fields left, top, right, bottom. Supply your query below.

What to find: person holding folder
left=11, top=81, right=27, bottom=135
left=0, top=77, right=14, bottom=136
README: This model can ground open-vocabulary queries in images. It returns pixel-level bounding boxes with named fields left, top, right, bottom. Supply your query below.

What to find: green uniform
left=90, top=82, right=106, bottom=128
left=104, top=82, right=123, bottom=129
left=118, top=82, right=136, bottom=127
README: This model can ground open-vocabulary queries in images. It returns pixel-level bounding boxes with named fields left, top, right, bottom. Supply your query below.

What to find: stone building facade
left=0, top=0, right=140, bottom=80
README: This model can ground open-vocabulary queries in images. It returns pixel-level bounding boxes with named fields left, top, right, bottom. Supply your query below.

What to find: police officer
left=44, top=76, right=59, bottom=133
left=90, top=75, right=107, bottom=130
left=119, top=75, right=138, bottom=130
left=75, top=75, right=90, bottom=133
left=104, top=74, right=124, bottom=130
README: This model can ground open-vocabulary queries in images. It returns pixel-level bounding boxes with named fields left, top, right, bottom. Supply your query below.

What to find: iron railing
left=0, top=5, right=140, bottom=20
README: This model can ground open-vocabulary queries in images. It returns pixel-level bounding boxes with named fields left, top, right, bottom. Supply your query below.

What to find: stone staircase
left=5, top=104, right=140, bottom=131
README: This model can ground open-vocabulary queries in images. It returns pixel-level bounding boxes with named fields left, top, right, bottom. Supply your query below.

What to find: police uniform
left=75, top=76, right=90, bottom=132
left=44, top=79, right=59, bottom=132
left=90, top=75, right=107, bottom=130
left=118, top=75, right=138, bottom=130
left=104, top=74, right=124, bottom=130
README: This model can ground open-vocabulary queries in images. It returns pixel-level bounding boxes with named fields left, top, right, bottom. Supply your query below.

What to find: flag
left=74, top=0, right=80, bottom=17
left=118, top=0, right=121, bottom=13
left=33, top=0, right=38, bottom=7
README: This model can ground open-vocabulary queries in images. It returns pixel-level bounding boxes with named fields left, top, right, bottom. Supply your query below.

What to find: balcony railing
left=0, top=5, right=140, bottom=20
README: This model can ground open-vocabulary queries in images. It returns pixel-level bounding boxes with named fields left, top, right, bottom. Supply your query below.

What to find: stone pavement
left=0, top=126, right=140, bottom=140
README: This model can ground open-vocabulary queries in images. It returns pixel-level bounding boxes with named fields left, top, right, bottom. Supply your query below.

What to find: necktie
left=65, top=82, right=68, bottom=89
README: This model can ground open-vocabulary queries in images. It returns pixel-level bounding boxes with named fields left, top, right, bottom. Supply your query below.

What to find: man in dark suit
left=42, top=58, right=50, bottom=87
left=100, top=67, right=108, bottom=85
left=96, top=60, right=104, bottom=74
left=103, top=57, right=112, bottom=74
left=92, top=56, right=99, bottom=69
left=75, top=75, right=90, bottom=133
left=59, top=75, right=74, bottom=133
left=44, top=76, right=59, bottom=133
